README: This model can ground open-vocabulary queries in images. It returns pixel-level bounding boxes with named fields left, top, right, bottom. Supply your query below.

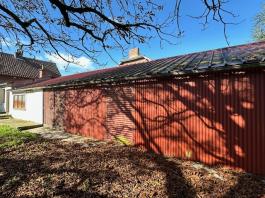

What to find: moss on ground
left=114, top=135, right=132, bottom=145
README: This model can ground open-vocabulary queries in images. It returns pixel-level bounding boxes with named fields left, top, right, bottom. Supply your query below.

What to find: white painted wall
left=9, top=90, right=43, bottom=124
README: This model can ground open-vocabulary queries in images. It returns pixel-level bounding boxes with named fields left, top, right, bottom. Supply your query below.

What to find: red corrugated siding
left=44, top=70, right=265, bottom=175
left=105, top=86, right=136, bottom=141
left=44, top=87, right=107, bottom=140
left=63, top=88, right=107, bottom=140
left=44, top=86, right=136, bottom=141
left=134, top=71, right=265, bottom=175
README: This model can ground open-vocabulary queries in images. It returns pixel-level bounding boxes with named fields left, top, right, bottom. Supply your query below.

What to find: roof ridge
left=0, top=51, right=56, bottom=65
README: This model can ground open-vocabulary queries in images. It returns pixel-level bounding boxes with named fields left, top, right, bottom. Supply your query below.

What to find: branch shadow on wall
left=48, top=70, right=265, bottom=197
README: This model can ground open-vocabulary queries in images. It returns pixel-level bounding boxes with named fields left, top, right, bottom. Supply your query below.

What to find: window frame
left=13, top=94, right=26, bottom=110
left=0, top=88, right=5, bottom=104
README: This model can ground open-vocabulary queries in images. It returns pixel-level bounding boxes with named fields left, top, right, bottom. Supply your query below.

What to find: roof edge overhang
left=0, top=73, right=36, bottom=80
left=13, top=63, right=265, bottom=92
left=0, top=83, right=9, bottom=88
left=12, top=87, right=44, bottom=93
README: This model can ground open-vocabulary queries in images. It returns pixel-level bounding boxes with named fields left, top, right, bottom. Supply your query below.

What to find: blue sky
left=1, top=0, right=264, bottom=76
left=130, top=0, right=264, bottom=62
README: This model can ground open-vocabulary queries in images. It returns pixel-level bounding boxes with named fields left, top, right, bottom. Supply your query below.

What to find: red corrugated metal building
left=20, top=41, right=265, bottom=175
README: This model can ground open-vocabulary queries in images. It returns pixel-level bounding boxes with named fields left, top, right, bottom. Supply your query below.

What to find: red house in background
left=0, top=50, right=60, bottom=113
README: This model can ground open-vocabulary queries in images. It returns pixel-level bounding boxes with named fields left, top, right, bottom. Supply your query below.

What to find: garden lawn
left=0, top=125, right=38, bottom=148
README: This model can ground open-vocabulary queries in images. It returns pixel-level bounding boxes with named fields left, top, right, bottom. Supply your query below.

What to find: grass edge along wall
left=43, top=69, right=265, bottom=176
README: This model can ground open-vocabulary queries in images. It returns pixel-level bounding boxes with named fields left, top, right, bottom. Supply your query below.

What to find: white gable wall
left=9, top=90, right=43, bottom=124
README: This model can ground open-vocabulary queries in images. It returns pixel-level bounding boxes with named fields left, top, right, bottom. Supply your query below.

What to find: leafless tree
left=0, top=0, right=236, bottom=66
left=253, top=3, right=265, bottom=41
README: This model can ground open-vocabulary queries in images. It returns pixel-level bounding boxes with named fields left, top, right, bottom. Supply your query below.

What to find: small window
left=13, top=95, right=26, bottom=110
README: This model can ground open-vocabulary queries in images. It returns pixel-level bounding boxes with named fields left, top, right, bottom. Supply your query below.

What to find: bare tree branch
left=0, top=0, right=238, bottom=68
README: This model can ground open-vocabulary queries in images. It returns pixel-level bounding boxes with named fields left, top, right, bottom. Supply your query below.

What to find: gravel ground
left=0, top=138, right=264, bottom=198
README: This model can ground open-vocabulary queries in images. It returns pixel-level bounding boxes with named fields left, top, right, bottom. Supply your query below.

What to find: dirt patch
left=0, top=139, right=264, bottom=198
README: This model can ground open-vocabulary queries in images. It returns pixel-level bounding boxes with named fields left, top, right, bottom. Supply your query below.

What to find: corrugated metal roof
left=19, top=41, right=265, bottom=90
left=0, top=52, right=61, bottom=78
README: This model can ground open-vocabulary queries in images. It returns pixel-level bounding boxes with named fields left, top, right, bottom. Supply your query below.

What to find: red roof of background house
left=17, top=40, right=265, bottom=90
left=0, top=52, right=61, bottom=79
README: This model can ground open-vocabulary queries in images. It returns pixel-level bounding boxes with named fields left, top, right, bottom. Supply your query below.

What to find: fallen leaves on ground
left=0, top=138, right=264, bottom=198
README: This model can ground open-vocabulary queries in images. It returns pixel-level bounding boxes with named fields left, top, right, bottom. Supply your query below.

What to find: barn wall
left=44, top=70, right=265, bottom=175
left=134, top=71, right=265, bottom=175
left=105, top=86, right=136, bottom=142
left=44, top=86, right=135, bottom=141
left=44, top=88, right=107, bottom=140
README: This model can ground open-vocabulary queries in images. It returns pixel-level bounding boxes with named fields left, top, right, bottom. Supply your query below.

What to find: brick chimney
left=14, top=49, right=23, bottom=59
left=39, top=65, right=44, bottom=78
left=119, top=48, right=150, bottom=66
left=129, top=48, right=140, bottom=59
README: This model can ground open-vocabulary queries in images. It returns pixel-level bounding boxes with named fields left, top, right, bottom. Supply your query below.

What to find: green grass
left=0, top=125, right=38, bottom=149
